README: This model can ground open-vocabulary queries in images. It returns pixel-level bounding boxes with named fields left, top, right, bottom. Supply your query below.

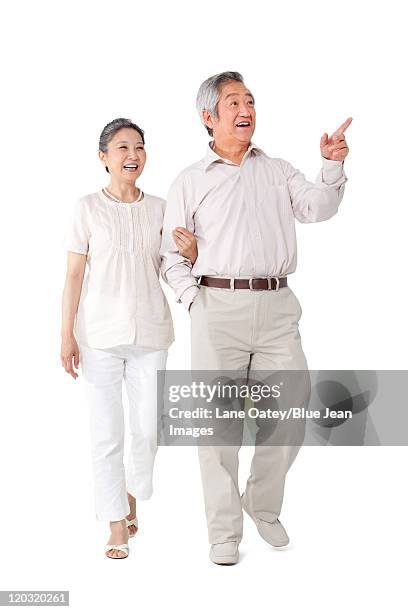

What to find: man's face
left=204, top=80, right=256, bottom=144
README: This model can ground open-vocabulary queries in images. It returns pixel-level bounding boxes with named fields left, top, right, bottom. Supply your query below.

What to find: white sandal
left=105, top=543, right=129, bottom=559
left=126, top=516, right=138, bottom=537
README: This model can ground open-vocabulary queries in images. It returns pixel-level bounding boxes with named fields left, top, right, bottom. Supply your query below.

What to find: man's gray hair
left=196, top=71, right=245, bottom=136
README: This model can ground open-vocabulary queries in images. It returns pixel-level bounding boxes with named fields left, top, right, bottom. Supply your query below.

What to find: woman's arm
left=172, top=227, right=198, bottom=264
left=60, top=252, right=86, bottom=379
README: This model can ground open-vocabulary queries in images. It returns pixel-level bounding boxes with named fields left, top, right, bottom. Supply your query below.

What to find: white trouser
left=79, top=343, right=168, bottom=521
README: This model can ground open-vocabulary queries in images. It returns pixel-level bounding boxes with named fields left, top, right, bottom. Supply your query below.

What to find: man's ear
left=202, top=109, right=215, bottom=131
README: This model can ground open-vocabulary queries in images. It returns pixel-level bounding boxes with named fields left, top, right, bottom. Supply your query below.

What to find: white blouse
left=64, top=190, right=174, bottom=350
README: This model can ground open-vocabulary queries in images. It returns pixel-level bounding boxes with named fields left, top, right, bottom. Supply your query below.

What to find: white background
left=1, top=0, right=407, bottom=610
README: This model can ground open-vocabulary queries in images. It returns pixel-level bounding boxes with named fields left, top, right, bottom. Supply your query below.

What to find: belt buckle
left=229, top=277, right=235, bottom=291
left=274, top=277, right=280, bottom=291
left=249, top=278, right=263, bottom=291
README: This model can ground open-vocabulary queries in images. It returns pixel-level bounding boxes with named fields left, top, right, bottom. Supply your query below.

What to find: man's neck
left=212, top=139, right=251, bottom=166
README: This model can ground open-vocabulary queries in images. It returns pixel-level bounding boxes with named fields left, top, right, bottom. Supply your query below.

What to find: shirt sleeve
left=159, top=173, right=199, bottom=311
left=64, top=198, right=90, bottom=255
left=280, top=156, right=348, bottom=223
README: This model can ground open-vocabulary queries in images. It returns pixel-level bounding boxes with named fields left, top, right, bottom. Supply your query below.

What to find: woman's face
left=99, top=127, right=147, bottom=183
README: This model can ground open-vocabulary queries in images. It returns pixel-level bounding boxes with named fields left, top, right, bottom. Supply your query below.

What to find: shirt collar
left=202, top=140, right=264, bottom=170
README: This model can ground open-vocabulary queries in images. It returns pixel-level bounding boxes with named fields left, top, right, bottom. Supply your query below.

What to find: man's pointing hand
left=320, top=117, right=352, bottom=162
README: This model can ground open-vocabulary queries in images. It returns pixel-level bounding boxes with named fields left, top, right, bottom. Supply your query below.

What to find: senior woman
left=61, top=118, right=196, bottom=559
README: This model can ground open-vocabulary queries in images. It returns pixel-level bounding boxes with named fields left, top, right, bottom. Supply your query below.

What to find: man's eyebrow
left=224, top=91, right=254, bottom=100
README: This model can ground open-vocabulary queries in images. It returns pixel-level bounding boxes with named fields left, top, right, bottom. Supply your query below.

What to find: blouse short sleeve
left=64, top=198, right=90, bottom=255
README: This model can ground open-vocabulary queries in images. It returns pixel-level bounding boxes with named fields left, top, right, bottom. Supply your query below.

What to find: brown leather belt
left=199, top=275, right=288, bottom=291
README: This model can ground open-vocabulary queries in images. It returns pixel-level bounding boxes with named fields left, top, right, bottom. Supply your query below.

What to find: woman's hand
left=61, top=334, right=80, bottom=379
left=61, top=252, right=86, bottom=380
left=172, top=227, right=198, bottom=264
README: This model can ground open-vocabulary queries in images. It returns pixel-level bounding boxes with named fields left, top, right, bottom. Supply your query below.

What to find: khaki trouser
left=190, top=284, right=308, bottom=545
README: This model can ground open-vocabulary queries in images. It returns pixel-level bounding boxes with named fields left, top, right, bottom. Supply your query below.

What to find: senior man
left=160, top=71, right=351, bottom=565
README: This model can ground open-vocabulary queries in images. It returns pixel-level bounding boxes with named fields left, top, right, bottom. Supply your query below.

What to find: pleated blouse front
left=64, top=190, right=174, bottom=350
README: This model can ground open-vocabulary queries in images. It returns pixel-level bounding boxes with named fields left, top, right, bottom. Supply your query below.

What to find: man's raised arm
left=281, top=117, right=352, bottom=223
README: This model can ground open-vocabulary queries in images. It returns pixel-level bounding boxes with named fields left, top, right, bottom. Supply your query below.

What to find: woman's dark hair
left=99, top=118, right=145, bottom=173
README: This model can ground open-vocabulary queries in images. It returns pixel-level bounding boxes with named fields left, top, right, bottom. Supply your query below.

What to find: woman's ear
left=98, top=149, right=106, bottom=166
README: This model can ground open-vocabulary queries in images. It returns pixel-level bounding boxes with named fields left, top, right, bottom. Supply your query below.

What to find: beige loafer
left=209, top=541, right=239, bottom=565
left=242, top=494, right=289, bottom=547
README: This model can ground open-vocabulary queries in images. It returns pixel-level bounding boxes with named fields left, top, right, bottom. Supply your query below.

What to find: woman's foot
left=126, top=493, right=138, bottom=537
left=105, top=519, right=129, bottom=559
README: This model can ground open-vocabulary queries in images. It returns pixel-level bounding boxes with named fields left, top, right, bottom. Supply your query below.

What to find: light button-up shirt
left=65, top=191, right=175, bottom=349
left=160, top=141, right=347, bottom=309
